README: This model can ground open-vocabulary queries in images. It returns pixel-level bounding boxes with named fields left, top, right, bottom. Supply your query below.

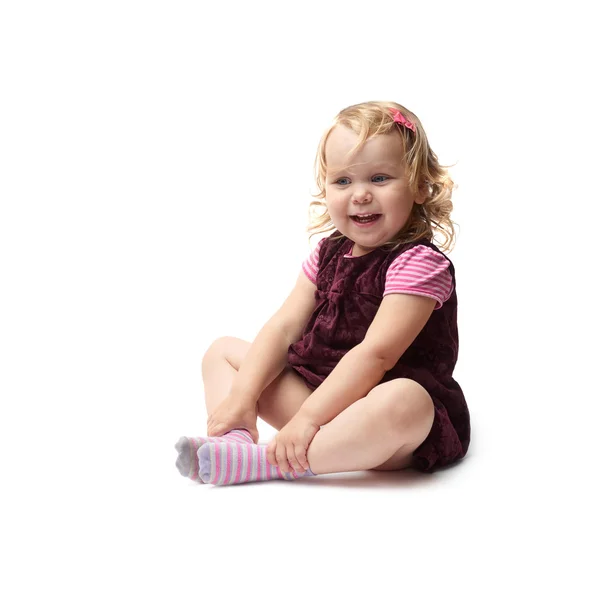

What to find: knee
left=201, top=336, right=237, bottom=368
left=375, top=379, right=435, bottom=435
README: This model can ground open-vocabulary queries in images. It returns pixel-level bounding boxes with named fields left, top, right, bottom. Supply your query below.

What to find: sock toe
left=174, top=437, right=193, bottom=477
left=198, top=443, right=214, bottom=484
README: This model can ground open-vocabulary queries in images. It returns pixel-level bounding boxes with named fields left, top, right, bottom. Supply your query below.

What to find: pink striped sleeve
left=301, top=238, right=325, bottom=284
left=383, top=245, right=454, bottom=310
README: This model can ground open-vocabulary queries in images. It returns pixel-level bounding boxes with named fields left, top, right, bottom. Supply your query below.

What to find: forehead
left=325, top=124, right=404, bottom=172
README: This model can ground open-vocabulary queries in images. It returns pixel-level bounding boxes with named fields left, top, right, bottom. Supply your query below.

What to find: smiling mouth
left=350, top=214, right=381, bottom=223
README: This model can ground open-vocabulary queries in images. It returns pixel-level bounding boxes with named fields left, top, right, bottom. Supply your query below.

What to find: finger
left=294, top=445, right=310, bottom=471
left=266, top=440, right=277, bottom=466
left=275, top=446, right=291, bottom=474
left=287, top=446, right=306, bottom=473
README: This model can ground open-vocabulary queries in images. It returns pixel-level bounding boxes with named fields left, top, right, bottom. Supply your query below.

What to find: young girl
left=175, top=100, right=470, bottom=485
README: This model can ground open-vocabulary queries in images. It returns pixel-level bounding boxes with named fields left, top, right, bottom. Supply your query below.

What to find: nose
left=351, top=185, right=372, bottom=203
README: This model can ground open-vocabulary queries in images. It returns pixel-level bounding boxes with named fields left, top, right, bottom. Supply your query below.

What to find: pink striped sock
left=198, top=441, right=317, bottom=485
left=175, top=429, right=254, bottom=481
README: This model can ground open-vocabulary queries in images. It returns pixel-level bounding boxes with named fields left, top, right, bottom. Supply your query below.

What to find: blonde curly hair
left=307, top=100, right=458, bottom=253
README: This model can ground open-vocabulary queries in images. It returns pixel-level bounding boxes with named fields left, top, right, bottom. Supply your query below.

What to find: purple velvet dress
left=287, top=231, right=470, bottom=472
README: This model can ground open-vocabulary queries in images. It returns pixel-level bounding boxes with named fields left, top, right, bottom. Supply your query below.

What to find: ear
left=415, top=181, right=431, bottom=204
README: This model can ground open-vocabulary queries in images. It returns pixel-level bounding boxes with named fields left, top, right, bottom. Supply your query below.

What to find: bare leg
left=174, top=336, right=312, bottom=481
left=306, top=379, right=435, bottom=475
left=201, top=336, right=312, bottom=429
left=201, top=338, right=243, bottom=416
left=176, top=337, right=259, bottom=479
left=193, top=339, right=435, bottom=480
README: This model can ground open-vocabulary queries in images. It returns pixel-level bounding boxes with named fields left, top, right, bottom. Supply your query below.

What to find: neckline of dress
left=341, top=235, right=436, bottom=259
left=343, top=239, right=377, bottom=259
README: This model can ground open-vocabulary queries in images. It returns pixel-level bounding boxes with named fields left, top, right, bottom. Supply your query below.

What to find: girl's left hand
left=266, top=414, right=320, bottom=475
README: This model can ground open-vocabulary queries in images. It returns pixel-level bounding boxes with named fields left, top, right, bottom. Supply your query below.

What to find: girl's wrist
left=296, top=407, right=322, bottom=427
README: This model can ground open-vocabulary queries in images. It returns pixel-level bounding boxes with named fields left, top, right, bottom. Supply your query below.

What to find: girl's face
left=324, top=125, right=424, bottom=257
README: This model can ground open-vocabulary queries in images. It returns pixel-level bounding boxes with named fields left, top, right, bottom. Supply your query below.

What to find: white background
left=1, top=1, right=598, bottom=598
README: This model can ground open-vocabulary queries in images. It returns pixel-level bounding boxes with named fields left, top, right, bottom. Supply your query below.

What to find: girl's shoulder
left=382, top=238, right=457, bottom=308
left=387, top=236, right=455, bottom=269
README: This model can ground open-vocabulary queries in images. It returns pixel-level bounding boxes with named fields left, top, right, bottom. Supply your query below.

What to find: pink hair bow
left=390, top=109, right=416, bottom=132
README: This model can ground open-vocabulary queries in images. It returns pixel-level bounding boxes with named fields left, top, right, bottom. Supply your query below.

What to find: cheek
left=330, top=203, right=347, bottom=218
left=325, top=193, right=345, bottom=213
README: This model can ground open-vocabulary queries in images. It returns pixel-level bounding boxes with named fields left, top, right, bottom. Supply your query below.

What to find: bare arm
left=230, top=320, right=295, bottom=406
left=230, top=270, right=317, bottom=406
left=298, top=293, right=436, bottom=426
left=296, top=344, right=387, bottom=425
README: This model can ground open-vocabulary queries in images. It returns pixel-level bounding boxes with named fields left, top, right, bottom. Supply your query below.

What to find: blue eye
left=334, top=175, right=389, bottom=185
